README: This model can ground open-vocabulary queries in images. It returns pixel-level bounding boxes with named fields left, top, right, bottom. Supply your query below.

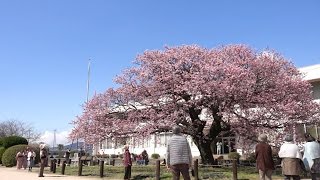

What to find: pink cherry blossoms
left=70, top=44, right=319, bottom=164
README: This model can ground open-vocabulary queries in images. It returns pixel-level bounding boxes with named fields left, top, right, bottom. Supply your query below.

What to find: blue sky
left=0, top=1, right=319, bottom=144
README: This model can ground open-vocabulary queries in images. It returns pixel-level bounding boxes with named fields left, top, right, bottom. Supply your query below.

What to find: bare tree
left=0, top=119, right=41, bottom=143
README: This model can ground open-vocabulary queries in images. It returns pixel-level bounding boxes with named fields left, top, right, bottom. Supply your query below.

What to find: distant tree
left=57, top=144, right=64, bottom=158
left=2, top=136, right=28, bottom=149
left=58, top=144, right=64, bottom=151
left=0, top=119, right=41, bottom=142
left=71, top=45, right=320, bottom=164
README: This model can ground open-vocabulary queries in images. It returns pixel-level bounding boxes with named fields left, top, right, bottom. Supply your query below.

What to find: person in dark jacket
left=256, top=134, right=275, bottom=180
left=39, top=144, right=47, bottom=177
left=123, top=145, right=132, bottom=180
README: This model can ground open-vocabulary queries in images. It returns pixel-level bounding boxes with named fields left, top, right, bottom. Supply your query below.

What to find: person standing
left=216, top=141, right=222, bottom=155
left=16, top=151, right=24, bottom=169
left=123, top=145, right=132, bottom=180
left=27, top=149, right=36, bottom=172
left=141, top=150, right=149, bottom=165
left=65, top=149, right=71, bottom=165
left=22, top=150, right=28, bottom=170
left=302, top=135, right=320, bottom=180
left=278, top=134, right=302, bottom=180
left=255, top=134, right=275, bottom=180
left=39, top=144, right=47, bottom=177
left=166, top=126, right=192, bottom=180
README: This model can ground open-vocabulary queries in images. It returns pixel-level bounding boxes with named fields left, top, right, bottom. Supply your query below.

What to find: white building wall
left=95, top=133, right=200, bottom=158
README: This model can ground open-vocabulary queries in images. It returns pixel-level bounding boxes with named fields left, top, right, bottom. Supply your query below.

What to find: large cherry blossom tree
left=71, top=45, right=319, bottom=164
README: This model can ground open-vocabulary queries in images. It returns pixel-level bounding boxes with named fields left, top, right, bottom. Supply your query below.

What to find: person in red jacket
left=255, top=134, right=275, bottom=180
left=123, top=145, right=132, bottom=180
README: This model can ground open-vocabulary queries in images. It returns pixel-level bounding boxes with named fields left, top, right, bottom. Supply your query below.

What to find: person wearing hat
left=255, top=134, right=275, bottom=180
left=38, top=143, right=47, bottom=177
left=278, top=134, right=302, bottom=180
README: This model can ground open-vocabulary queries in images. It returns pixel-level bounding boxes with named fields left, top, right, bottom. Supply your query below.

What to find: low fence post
left=78, top=159, right=83, bottom=176
left=112, top=159, right=115, bottom=166
left=50, top=159, right=54, bottom=172
left=232, top=159, right=238, bottom=180
left=155, top=160, right=160, bottom=180
left=99, top=160, right=104, bottom=178
left=61, top=160, right=66, bottom=175
left=57, top=158, right=61, bottom=166
left=194, top=159, right=199, bottom=180
left=52, top=159, right=57, bottom=173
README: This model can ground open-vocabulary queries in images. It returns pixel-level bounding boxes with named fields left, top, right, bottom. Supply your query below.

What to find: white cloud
left=38, top=130, right=72, bottom=147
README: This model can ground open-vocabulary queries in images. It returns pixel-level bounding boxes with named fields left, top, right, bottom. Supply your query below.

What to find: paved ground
left=0, top=166, right=115, bottom=180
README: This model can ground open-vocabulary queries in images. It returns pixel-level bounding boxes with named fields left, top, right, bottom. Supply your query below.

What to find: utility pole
left=53, top=129, right=57, bottom=150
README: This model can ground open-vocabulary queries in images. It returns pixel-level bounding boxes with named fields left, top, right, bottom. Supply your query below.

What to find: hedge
left=228, top=152, right=241, bottom=160
left=2, top=136, right=28, bottom=149
left=0, top=137, right=3, bottom=147
left=0, top=147, right=5, bottom=164
left=151, top=153, right=160, bottom=159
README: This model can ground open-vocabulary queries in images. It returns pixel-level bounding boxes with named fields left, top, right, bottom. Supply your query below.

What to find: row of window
left=98, top=132, right=198, bottom=150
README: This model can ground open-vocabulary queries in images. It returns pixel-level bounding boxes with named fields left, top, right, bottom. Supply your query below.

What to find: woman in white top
left=302, top=134, right=320, bottom=180
left=27, top=149, right=36, bottom=171
left=278, top=134, right=302, bottom=180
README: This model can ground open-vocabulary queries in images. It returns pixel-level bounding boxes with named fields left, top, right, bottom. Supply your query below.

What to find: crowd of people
left=15, top=147, right=36, bottom=172
left=13, top=128, right=320, bottom=180
left=256, top=133, right=320, bottom=180
left=122, top=127, right=320, bottom=180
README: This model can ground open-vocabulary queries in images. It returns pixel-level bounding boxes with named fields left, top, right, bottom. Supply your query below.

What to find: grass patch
left=45, top=164, right=286, bottom=180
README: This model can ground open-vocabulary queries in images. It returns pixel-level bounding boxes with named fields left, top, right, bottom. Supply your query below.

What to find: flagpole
left=85, top=59, right=91, bottom=151
left=86, top=59, right=91, bottom=103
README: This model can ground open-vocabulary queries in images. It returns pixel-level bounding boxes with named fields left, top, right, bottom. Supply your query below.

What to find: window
left=106, top=138, right=113, bottom=149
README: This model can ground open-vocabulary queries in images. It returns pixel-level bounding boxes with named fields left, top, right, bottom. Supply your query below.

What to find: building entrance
left=212, top=136, right=236, bottom=155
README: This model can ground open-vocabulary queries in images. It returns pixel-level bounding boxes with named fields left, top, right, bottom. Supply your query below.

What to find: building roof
left=299, top=64, right=320, bottom=82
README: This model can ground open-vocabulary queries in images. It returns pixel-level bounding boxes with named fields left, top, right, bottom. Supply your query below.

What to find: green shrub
left=2, top=144, right=39, bottom=167
left=0, top=147, right=6, bottom=164
left=2, top=136, right=28, bottom=149
left=151, top=153, right=160, bottom=159
left=0, top=137, right=4, bottom=147
left=228, top=152, right=240, bottom=160
left=246, top=152, right=256, bottom=163
left=69, top=150, right=77, bottom=158
left=110, top=154, right=117, bottom=158
left=119, top=154, right=124, bottom=159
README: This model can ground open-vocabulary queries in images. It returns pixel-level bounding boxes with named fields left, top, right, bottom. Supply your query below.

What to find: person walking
left=39, top=144, right=47, bottom=177
left=27, top=149, right=36, bottom=172
left=278, top=134, right=303, bottom=180
left=255, top=134, right=275, bottom=180
left=22, top=150, right=28, bottom=170
left=166, top=126, right=192, bottom=180
left=302, top=134, right=320, bottom=180
left=123, top=145, right=132, bottom=180
left=16, top=151, right=24, bottom=169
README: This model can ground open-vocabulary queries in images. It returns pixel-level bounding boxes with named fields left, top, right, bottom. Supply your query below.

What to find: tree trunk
left=192, top=136, right=215, bottom=165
